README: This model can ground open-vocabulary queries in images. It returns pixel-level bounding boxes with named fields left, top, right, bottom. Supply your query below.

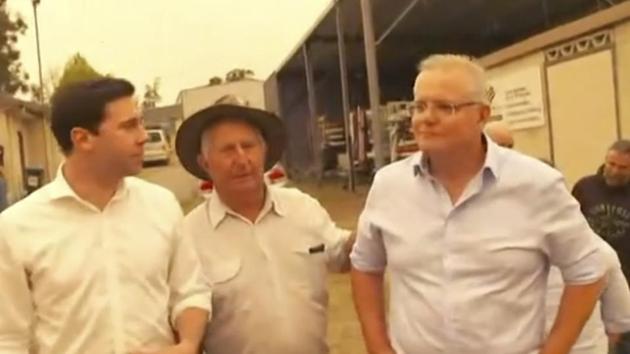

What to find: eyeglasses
left=408, top=100, right=481, bottom=117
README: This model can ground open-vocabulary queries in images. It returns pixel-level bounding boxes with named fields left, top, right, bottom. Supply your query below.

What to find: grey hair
left=610, top=139, right=630, bottom=154
left=414, top=54, right=490, bottom=104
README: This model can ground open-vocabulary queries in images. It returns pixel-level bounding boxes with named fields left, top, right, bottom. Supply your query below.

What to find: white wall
left=615, top=20, right=630, bottom=138
left=484, top=18, right=630, bottom=181
left=546, top=50, right=618, bottom=186
left=0, top=112, right=61, bottom=204
left=486, top=52, right=551, bottom=161
left=0, top=112, right=26, bottom=202
left=179, top=80, right=266, bottom=119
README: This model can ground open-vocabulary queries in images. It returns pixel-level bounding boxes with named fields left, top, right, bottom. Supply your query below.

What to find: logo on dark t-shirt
left=586, top=203, right=630, bottom=241
left=573, top=173, right=630, bottom=279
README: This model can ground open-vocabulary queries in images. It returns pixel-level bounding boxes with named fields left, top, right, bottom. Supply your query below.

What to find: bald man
left=484, top=120, right=514, bottom=149
left=485, top=123, right=630, bottom=354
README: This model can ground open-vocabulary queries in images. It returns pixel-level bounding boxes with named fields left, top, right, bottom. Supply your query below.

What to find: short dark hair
left=50, top=78, right=135, bottom=154
left=609, top=139, right=630, bottom=154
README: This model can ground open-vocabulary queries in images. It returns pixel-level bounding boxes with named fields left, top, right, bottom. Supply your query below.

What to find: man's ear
left=197, top=153, right=209, bottom=175
left=479, top=105, right=491, bottom=125
left=70, top=127, right=95, bottom=152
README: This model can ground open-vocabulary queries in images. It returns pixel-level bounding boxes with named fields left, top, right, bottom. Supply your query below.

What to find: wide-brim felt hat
left=175, top=102, right=286, bottom=180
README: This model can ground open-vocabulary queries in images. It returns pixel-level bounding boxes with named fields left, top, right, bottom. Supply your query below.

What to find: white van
left=143, top=128, right=170, bottom=165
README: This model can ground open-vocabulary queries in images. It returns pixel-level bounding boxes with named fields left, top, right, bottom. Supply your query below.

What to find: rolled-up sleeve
left=538, top=173, right=605, bottom=285
left=168, top=221, right=212, bottom=325
left=598, top=239, right=630, bottom=333
left=350, top=177, right=387, bottom=273
left=0, top=221, right=32, bottom=354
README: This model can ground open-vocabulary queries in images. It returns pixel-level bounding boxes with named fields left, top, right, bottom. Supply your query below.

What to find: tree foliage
left=56, top=53, right=104, bottom=90
left=0, top=2, right=29, bottom=94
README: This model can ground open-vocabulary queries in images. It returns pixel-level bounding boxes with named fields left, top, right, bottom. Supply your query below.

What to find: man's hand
left=131, top=340, right=198, bottom=354
left=608, top=332, right=621, bottom=345
left=352, top=268, right=396, bottom=354
left=339, top=232, right=357, bottom=272
left=539, top=278, right=605, bottom=354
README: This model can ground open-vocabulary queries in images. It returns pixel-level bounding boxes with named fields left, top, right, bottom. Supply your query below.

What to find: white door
left=547, top=49, right=618, bottom=187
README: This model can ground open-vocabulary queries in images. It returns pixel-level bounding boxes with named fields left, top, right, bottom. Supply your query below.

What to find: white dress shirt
left=183, top=186, right=351, bottom=354
left=0, top=171, right=211, bottom=354
left=545, top=239, right=630, bottom=354
left=351, top=140, right=606, bottom=354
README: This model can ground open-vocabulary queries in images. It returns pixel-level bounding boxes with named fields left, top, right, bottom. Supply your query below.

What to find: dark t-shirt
left=572, top=172, right=630, bottom=280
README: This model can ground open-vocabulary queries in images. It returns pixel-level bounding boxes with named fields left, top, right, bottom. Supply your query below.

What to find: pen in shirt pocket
left=309, top=243, right=325, bottom=254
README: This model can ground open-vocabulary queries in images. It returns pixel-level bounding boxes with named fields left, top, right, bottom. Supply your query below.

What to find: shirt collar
left=207, top=186, right=286, bottom=229
left=268, top=187, right=287, bottom=216
left=483, top=135, right=501, bottom=178
left=48, top=164, right=130, bottom=205
left=47, top=165, right=78, bottom=200
left=413, top=134, right=501, bottom=180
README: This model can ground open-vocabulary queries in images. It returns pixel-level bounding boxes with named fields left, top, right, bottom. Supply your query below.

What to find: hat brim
left=175, top=104, right=286, bottom=180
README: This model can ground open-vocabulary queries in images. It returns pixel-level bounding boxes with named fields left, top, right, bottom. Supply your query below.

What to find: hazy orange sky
left=7, top=0, right=331, bottom=104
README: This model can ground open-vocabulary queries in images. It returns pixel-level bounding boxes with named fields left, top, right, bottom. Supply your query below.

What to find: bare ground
left=294, top=180, right=369, bottom=354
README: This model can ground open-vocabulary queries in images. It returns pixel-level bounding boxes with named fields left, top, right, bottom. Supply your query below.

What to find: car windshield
left=147, top=132, right=162, bottom=143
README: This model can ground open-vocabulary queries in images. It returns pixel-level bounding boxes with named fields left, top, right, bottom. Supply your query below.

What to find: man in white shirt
left=174, top=95, right=355, bottom=354
left=0, top=78, right=211, bottom=354
left=351, top=54, right=606, bottom=354
left=486, top=120, right=630, bottom=354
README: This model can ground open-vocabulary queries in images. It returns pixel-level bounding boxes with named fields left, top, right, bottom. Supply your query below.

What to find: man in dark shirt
left=573, top=139, right=630, bottom=283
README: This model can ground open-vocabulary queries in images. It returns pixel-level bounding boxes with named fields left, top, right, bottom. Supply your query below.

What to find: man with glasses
left=351, top=54, right=606, bottom=354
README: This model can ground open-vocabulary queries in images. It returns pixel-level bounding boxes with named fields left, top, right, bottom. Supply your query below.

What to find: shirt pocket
left=207, top=257, right=241, bottom=285
left=289, top=242, right=328, bottom=303
left=204, top=258, right=252, bottom=326
left=206, top=257, right=242, bottom=313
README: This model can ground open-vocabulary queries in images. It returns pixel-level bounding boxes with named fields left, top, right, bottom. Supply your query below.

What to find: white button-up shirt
left=351, top=140, right=606, bottom=354
left=546, top=238, right=630, bottom=354
left=0, top=171, right=211, bottom=354
left=183, top=186, right=351, bottom=354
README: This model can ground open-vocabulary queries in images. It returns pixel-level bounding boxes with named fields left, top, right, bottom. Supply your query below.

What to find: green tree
left=56, top=53, right=104, bottom=90
left=0, top=1, right=29, bottom=94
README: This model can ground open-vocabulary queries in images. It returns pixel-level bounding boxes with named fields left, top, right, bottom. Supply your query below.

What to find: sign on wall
left=488, top=66, right=546, bottom=130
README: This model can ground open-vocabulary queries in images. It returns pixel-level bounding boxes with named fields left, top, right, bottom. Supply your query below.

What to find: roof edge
left=480, top=1, right=630, bottom=68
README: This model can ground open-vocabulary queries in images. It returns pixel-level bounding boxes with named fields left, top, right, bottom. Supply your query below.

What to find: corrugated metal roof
left=273, top=0, right=627, bottom=78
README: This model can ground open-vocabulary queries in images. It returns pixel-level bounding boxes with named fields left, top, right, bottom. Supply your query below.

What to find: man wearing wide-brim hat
left=175, top=95, right=356, bottom=354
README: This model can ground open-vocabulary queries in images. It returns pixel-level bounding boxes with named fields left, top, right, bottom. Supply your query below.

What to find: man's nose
left=233, top=145, right=250, bottom=165
left=138, top=126, right=148, bottom=145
